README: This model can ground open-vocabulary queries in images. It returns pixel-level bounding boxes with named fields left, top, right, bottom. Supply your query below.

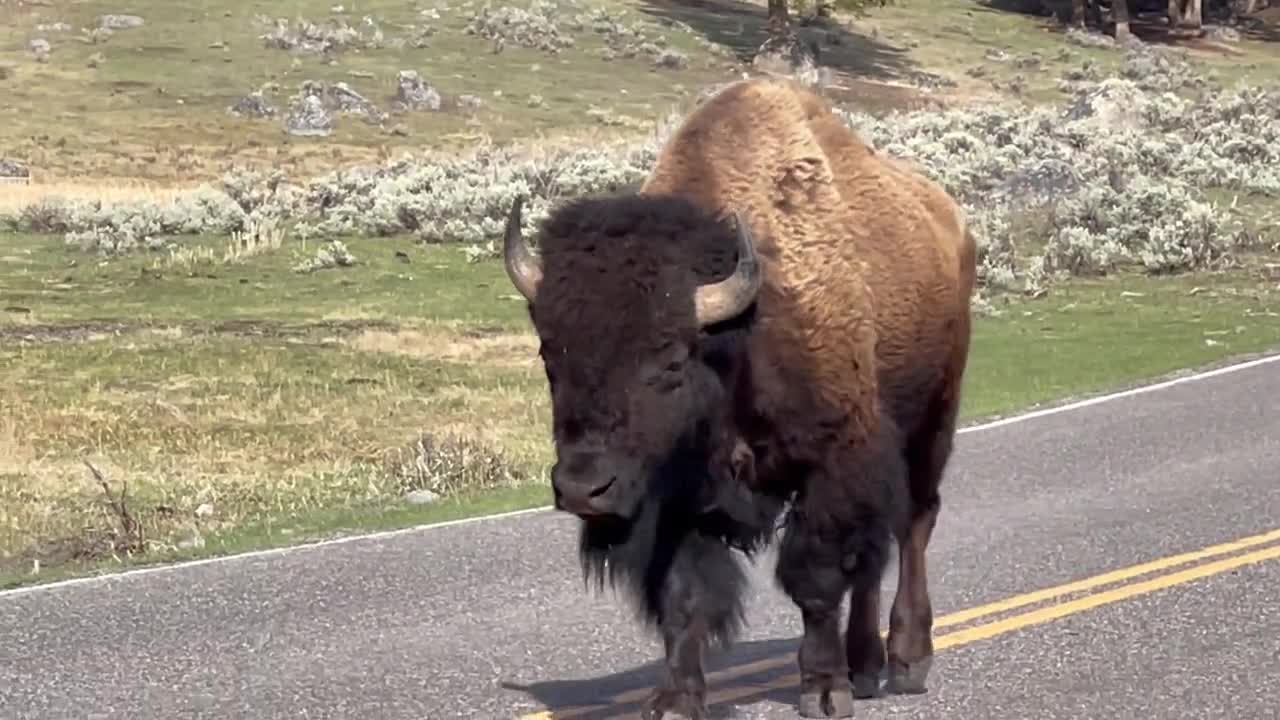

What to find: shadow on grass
left=634, top=0, right=954, bottom=114
left=503, top=636, right=804, bottom=718
left=975, top=0, right=1280, bottom=45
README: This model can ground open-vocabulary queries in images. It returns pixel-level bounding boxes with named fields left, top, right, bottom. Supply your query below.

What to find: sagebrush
left=3, top=44, right=1277, bottom=294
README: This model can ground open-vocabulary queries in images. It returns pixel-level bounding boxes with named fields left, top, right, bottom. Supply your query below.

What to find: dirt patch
left=346, top=327, right=538, bottom=368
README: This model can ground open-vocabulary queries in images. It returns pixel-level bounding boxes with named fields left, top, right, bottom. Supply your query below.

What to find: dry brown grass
left=345, top=326, right=539, bottom=368
left=0, top=179, right=200, bottom=213
left=0, top=325, right=551, bottom=574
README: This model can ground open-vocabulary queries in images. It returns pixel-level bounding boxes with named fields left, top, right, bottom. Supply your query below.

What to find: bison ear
left=503, top=194, right=544, bottom=303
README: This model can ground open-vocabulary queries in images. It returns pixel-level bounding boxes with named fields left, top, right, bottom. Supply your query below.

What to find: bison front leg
left=777, top=494, right=893, bottom=718
left=642, top=534, right=749, bottom=720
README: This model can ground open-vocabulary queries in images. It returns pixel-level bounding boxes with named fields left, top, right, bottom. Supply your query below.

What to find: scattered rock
left=457, top=94, right=483, bottom=112
left=1014, top=53, right=1043, bottom=70
left=329, top=81, right=388, bottom=124
left=751, top=34, right=820, bottom=87
left=654, top=49, right=688, bottom=69
left=228, top=90, right=277, bottom=119
left=1204, top=25, right=1240, bottom=43
left=35, top=22, right=72, bottom=33
left=0, top=158, right=30, bottom=178
left=97, top=14, right=145, bottom=30
left=285, top=93, right=334, bottom=136
left=404, top=489, right=440, bottom=505
left=394, top=70, right=441, bottom=111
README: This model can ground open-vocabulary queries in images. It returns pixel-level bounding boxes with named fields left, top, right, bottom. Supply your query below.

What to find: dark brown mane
left=535, top=192, right=742, bottom=286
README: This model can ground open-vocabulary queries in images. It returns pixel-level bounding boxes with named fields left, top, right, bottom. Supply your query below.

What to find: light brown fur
left=640, top=77, right=975, bottom=455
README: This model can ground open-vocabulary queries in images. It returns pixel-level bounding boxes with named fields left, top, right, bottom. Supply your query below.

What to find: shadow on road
left=503, top=636, right=803, bottom=718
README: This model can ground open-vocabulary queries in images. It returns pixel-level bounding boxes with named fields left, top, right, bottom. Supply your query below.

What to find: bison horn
left=503, top=195, right=543, bottom=302
left=694, top=210, right=763, bottom=327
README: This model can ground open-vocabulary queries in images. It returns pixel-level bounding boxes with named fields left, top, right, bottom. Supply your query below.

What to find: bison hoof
left=798, top=687, right=855, bottom=718
left=849, top=671, right=883, bottom=699
left=886, top=655, right=933, bottom=695
left=640, top=689, right=707, bottom=720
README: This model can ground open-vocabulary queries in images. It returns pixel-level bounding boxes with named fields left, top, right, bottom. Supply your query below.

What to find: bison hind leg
left=885, top=378, right=962, bottom=696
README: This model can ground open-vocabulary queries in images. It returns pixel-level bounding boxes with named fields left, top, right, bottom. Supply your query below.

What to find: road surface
left=2, top=354, right=1279, bottom=720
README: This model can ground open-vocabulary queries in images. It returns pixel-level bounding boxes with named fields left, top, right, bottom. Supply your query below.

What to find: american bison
left=502, top=77, right=976, bottom=719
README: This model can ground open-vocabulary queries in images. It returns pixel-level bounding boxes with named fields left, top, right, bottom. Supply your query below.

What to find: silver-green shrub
left=4, top=43, right=1275, bottom=289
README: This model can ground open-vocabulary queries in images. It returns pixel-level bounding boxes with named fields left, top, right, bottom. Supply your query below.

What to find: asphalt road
left=2, top=354, right=1279, bottom=720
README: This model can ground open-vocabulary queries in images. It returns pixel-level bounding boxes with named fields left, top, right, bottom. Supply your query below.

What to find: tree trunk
left=1072, top=0, right=1088, bottom=26
left=1113, top=0, right=1131, bottom=38
left=768, top=0, right=791, bottom=39
left=1182, top=0, right=1203, bottom=29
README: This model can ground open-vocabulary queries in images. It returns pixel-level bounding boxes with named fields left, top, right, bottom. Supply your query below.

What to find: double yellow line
left=519, top=527, right=1280, bottom=719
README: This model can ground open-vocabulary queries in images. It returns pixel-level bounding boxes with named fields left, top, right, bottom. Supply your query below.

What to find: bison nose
left=551, top=449, right=625, bottom=517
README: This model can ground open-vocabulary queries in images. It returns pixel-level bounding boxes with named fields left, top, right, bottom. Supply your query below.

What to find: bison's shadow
left=503, top=636, right=803, bottom=718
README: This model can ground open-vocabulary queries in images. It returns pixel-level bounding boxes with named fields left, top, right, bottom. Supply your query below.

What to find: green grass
left=2, top=230, right=1279, bottom=589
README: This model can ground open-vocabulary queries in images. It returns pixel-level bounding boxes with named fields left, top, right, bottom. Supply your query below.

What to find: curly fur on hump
left=639, top=76, right=976, bottom=458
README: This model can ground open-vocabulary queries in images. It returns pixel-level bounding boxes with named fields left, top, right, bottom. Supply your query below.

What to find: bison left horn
left=503, top=194, right=543, bottom=302
left=695, top=210, right=763, bottom=327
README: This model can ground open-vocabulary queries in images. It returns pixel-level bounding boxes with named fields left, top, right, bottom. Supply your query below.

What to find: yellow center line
left=519, top=529, right=1280, bottom=719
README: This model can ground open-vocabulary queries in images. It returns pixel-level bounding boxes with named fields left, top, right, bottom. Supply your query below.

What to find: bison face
left=501, top=196, right=762, bottom=522
left=536, top=330, right=734, bottom=520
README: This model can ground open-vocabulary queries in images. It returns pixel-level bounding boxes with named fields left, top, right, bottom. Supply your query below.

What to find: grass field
left=3, top=0, right=1280, bottom=588
left=5, top=0, right=1278, bottom=182
left=3, top=229, right=1280, bottom=588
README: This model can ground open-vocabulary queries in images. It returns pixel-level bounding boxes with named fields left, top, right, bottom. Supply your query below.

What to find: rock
left=29, top=38, right=51, bottom=55
left=284, top=94, right=334, bottom=136
left=395, top=70, right=441, bottom=111
left=195, top=503, right=215, bottom=518
left=457, top=94, right=483, bottom=112
left=35, top=22, right=72, bottom=33
left=405, top=489, right=439, bottom=505
left=329, top=81, right=388, bottom=124
left=97, top=14, right=145, bottom=29
left=0, top=158, right=30, bottom=178
left=654, top=49, right=688, bottom=69
left=1063, top=78, right=1156, bottom=133
left=1204, top=25, right=1241, bottom=43
left=229, top=91, right=277, bottom=118
left=751, top=34, right=820, bottom=87
left=87, top=51, right=104, bottom=68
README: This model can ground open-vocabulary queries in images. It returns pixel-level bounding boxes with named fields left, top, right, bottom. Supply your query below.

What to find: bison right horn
left=694, top=210, right=763, bottom=327
left=503, top=194, right=543, bottom=303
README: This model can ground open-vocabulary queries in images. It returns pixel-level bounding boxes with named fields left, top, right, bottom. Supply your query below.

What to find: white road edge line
left=3, top=352, right=1278, bottom=599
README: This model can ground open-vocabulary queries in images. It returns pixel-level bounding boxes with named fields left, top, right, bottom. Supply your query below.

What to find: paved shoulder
left=1, top=355, right=1278, bottom=719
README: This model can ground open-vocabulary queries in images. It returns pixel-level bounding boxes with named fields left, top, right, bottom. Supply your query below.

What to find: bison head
left=503, top=194, right=762, bottom=523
